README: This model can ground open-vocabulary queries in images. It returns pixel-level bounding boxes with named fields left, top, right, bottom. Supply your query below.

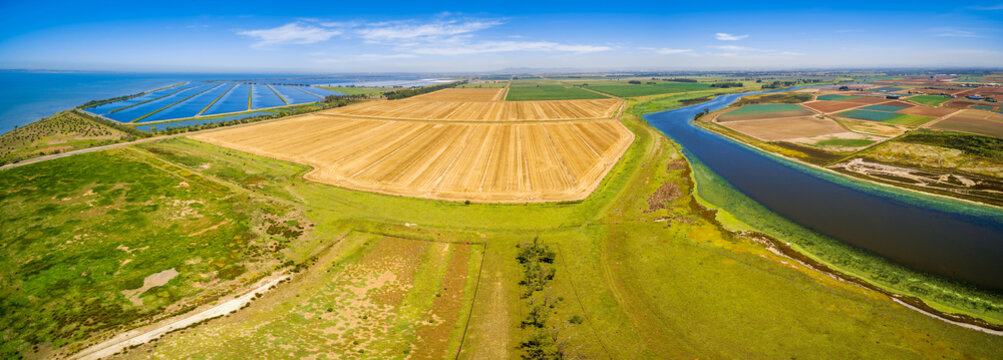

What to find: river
left=643, top=89, right=1003, bottom=291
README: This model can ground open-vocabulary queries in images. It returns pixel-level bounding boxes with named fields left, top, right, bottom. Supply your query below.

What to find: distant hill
left=0, top=110, right=148, bottom=165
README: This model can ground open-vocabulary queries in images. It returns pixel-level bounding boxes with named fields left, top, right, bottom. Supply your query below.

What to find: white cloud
left=357, top=20, right=502, bottom=42
left=715, top=32, right=748, bottom=41
left=238, top=23, right=341, bottom=48
left=967, top=4, right=1003, bottom=10
left=409, top=41, right=612, bottom=55
left=931, top=27, right=977, bottom=37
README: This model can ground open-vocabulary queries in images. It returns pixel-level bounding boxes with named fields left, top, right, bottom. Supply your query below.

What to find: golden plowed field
left=321, top=99, right=621, bottom=121
left=191, top=114, right=633, bottom=202
left=408, top=88, right=505, bottom=101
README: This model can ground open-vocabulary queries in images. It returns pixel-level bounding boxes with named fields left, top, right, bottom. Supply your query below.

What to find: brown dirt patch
left=931, top=109, right=1003, bottom=138
left=719, top=116, right=846, bottom=141
left=898, top=105, right=958, bottom=118
left=645, top=182, right=681, bottom=213
left=802, top=100, right=861, bottom=113
left=412, top=244, right=473, bottom=359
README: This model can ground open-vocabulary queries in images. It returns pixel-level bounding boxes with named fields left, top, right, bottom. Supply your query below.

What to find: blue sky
left=1, top=0, right=1001, bottom=73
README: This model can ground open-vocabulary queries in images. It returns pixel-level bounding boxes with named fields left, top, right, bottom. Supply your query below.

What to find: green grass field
left=908, top=95, right=952, bottom=106
left=882, top=114, right=936, bottom=126
left=0, top=146, right=308, bottom=358
left=724, top=103, right=805, bottom=116
left=0, top=110, right=147, bottom=165
left=505, top=85, right=608, bottom=101
left=583, top=82, right=711, bottom=97
left=4, top=88, right=1003, bottom=359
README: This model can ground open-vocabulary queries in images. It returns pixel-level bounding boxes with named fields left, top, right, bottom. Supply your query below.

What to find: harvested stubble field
left=409, top=88, right=505, bottom=102
left=932, top=109, right=1003, bottom=138
left=322, top=98, right=621, bottom=121
left=802, top=100, right=863, bottom=113
left=719, top=116, right=846, bottom=141
left=191, top=114, right=633, bottom=202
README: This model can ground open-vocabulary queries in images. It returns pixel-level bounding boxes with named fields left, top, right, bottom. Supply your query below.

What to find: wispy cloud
left=715, top=32, right=748, bottom=41
left=966, top=3, right=1003, bottom=10
left=356, top=53, right=419, bottom=59
left=238, top=23, right=341, bottom=48
left=356, top=19, right=502, bottom=42
left=707, top=45, right=803, bottom=57
left=931, top=27, right=977, bottom=37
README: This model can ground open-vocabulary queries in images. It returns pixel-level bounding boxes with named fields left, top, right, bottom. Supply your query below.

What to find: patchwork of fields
left=191, top=87, right=631, bottom=202
left=932, top=109, right=1003, bottom=138
left=715, top=103, right=846, bottom=142
left=84, top=82, right=344, bottom=124
left=835, top=100, right=939, bottom=127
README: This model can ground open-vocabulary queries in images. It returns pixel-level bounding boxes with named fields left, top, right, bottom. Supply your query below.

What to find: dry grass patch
left=191, top=115, right=633, bottom=202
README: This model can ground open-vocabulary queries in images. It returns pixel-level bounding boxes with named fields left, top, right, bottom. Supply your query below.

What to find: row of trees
left=382, top=80, right=466, bottom=100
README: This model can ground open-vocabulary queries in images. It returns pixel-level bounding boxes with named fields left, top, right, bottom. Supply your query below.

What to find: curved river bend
left=643, top=89, right=1003, bottom=290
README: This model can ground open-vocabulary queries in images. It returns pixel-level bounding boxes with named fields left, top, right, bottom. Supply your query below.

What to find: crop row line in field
left=197, top=84, right=237, bottom=116
left=131, top=84, right=223, bottom=123
left=266, top=84, right=289, bottom=105
left=107, top=83, right=194, bottom=114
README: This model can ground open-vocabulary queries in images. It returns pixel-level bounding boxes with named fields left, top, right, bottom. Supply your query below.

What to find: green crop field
left=724, top=103, right=806, bottom=116
left=505, top=85, right=608, bottom=101
left=817, top=94, right=860, bottom=101
left=908, top=95, right=952, bottom=106
left=882, top=114, right=936, bottom=127
left=583, top=82, right=712, bottom=97
left=837, top=109, right=900, bottom=121
left=4, top=88, right=1002, bottom=359
left=860, top=104, right=908, bottom=112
